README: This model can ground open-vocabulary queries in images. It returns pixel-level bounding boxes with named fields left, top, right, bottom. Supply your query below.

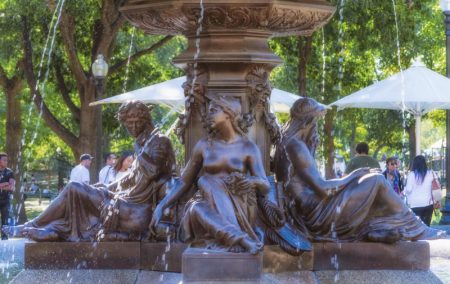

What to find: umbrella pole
left=415, top=115, right=421, bottom=156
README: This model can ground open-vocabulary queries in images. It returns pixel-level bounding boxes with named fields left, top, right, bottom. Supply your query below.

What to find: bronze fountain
left=4, top=0, right=446, bottom=282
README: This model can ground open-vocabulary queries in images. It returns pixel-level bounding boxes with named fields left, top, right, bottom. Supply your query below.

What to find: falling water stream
left=391, top=0, right=409, bottom=167
left=1, top=0, right=65, bottom=276
left=122, top=27, right=136, bottom=93
left=11, top=0, right=67, bottom=228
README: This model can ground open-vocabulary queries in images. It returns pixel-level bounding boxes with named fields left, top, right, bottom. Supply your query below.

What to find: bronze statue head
left=118, top=101, right=154, bottom=138
left=282, top=97, right=326, bottom=154
left=207, top=96, right=247, bottom=136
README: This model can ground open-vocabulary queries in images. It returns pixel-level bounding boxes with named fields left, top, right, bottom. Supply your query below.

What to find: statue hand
left=149, top=204, right=164, bottom=236
left=236, top=177, right=256, bottom=194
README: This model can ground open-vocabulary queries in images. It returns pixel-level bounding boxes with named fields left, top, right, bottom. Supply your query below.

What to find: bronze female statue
left=4, top=101, right=176, bottom=242
left=150, top=96, right=270, bottom=254
left=274, top=97, right=445, bottom=243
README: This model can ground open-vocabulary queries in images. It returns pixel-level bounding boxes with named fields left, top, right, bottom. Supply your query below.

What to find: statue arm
left=286, top=140, right=359, bottom=197
left=159, top=139, right=204, bottom=211
left=246, top=142, right=270, bottom=195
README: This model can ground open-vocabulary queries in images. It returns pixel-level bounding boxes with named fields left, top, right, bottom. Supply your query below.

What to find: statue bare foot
left=25, top=227, right=59, bottom=241
left=2, top=225, right=27, bottom=238
left=240, top=236, right=263, bottom=254
left=367, top=229, right=401, bottom=244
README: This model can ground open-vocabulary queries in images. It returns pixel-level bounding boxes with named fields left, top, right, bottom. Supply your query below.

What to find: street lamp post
left=91, top=54, right=108, bottom=183
left=440, top=0, right=450, bottom=224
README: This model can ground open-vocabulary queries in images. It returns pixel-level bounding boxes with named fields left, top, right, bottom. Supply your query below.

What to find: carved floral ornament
left=246, top=65, right=281, bottom=144
left=122, top=4, right=334, bottom=36
left=175, top=64, right=208, bottom=144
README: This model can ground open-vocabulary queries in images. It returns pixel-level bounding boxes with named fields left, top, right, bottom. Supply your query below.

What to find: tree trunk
left=324, top=109, right=336, bottom=179
left=5, top=83, right=27, bottom=224
left=349, top=120, right=357, bottom=158
left=77, top=81, right=102, bottom=183
left=297, top=36, right=313, bottom=97
left=373, top=144, right=386, bottom=160
left=408, top=121, right=416, bottom=164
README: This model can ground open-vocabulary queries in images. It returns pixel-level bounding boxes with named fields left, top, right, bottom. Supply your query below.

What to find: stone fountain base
left=16, top=241, right=435, bottom=284
left=23, top=241, right=430, bottom=271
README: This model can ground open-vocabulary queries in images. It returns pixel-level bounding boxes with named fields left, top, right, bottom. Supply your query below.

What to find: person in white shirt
left=69, top=154, right=93, bottom=184
left=98, top=153, right=117, bottom=185
left=404, top=155, right=435, bottom=226
left=113, top=151, right=134, bottom=182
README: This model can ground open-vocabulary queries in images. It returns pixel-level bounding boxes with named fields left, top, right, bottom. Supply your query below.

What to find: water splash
left=14, top=0, right=66, bottom=225
left=321, top=27, right=326, bottom=101
left=122, top=27, right=136, bottom=93
left=189, top=0, right=205, bottom=98
left=391, top=0, right=409, bottom=162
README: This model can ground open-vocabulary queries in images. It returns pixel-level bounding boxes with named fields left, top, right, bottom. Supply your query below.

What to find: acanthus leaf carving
left=246, top=65, right=281, bottom=145
left=175, top=64, right=208, bottom=144
left=122, top=4, right=334, bottom=37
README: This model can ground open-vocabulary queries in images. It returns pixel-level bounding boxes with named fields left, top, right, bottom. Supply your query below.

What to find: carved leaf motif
left=122, top=4, right=334, bottom=36
left=246, top=65, right=281, bottom=144
left=175, top=64, right=208, bottom=144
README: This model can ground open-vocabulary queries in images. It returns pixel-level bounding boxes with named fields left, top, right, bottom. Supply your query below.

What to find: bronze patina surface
left=273, top=97, right=446, bottom=248
left=120, top=0, right=335, bottom=171
left=313, top=241, right=430, bottom=271
left=24, top=241, right=141, bottom=269
left=150, top=97, right=282, bottom=254
left=4, top=101, right=176, bottom=242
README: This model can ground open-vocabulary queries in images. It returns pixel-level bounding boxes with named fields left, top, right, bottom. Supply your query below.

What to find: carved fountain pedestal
left=120, top=0, right=334, bottom=171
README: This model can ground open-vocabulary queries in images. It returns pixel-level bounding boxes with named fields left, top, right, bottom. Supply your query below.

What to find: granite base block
left=182, top=248, right=263, bottom=283
left=140, top=242, right=187, bottom=272
left=313, top=241, right=430, bottom=271
left=315, top=270, right=442, bottom=284
left=11, top=269, right=139, bottom=284
left=263, top=245, right=313, bottom=273
left=24, top=242, right=140, bottom=269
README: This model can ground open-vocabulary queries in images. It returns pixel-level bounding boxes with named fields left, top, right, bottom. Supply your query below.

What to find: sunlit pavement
left=1, top=231, right=450, bottom=284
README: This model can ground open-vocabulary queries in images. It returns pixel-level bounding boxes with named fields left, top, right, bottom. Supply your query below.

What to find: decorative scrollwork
left=246, top=65, right=281, bottom=144
left=175, top=64, right=208, bottom=144
left=121, top=3, right=335, bottom=37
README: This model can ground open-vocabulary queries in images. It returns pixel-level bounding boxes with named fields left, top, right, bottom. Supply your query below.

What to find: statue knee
left=64, top=182, right=83, bottom=195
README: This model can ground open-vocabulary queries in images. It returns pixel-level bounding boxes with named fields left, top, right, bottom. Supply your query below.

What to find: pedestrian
left=344, top=142, right=380, bottom=174
left=113, top=151, right=134, bottom=182
left=383, top=157, right=404, bottom=195
left=404, top=155, right=435, bottom=226
left=98, top=153, right=117, bottom=185
left=69, top=154, right=93, bottom=184
left=0, top=153, right=15, bottom=240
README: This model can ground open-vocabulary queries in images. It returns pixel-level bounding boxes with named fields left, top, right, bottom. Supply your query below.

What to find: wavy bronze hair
left=280, top=97, right=326, bottom=155
left=208, top=96, right=250, bottom=137
left=117, top=100, right=153, bottom=126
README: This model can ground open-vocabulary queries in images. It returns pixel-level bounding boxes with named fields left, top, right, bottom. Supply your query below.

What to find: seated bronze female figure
left=274, top=97, right=445, bottom=243
left=4, top=101, right=176, bottom=242
left=150, top=96, right=270, bottom=254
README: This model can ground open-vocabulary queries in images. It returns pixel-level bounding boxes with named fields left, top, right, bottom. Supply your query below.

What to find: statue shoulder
left=285, top=136, right=308, bottom=153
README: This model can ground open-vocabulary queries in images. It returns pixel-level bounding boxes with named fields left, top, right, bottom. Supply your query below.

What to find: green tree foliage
left=269, top=0, right=446, bottom=174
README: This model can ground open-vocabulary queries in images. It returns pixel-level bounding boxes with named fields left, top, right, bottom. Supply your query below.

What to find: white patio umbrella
left=90, top=76, right=300, bottom=113
left=330, top=60, right=450, bottom=155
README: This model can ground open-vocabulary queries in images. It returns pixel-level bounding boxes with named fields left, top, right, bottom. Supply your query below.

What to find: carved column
left=121, top=1, right=335, bottom=171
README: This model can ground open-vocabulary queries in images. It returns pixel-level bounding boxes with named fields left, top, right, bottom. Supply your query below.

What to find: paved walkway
left=1, top=227, right=450, bottom=283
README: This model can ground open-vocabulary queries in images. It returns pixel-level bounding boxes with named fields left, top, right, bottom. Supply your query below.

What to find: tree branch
left=58, top=9, right=87, bottom=86
left=53, top=61, right=81, bottom=122
left=0, top=65, right=8, bottom=87
left=92, top=0, right=126, bottom=59
left=21, top=16, right=79, bottom=151
left=109, top=35, right=174, bottom=74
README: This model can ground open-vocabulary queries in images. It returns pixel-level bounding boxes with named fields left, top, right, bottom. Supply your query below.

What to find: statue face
left=207, top=103, right=229, bottom=130
left=123, top=116, right=147, bottom=138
